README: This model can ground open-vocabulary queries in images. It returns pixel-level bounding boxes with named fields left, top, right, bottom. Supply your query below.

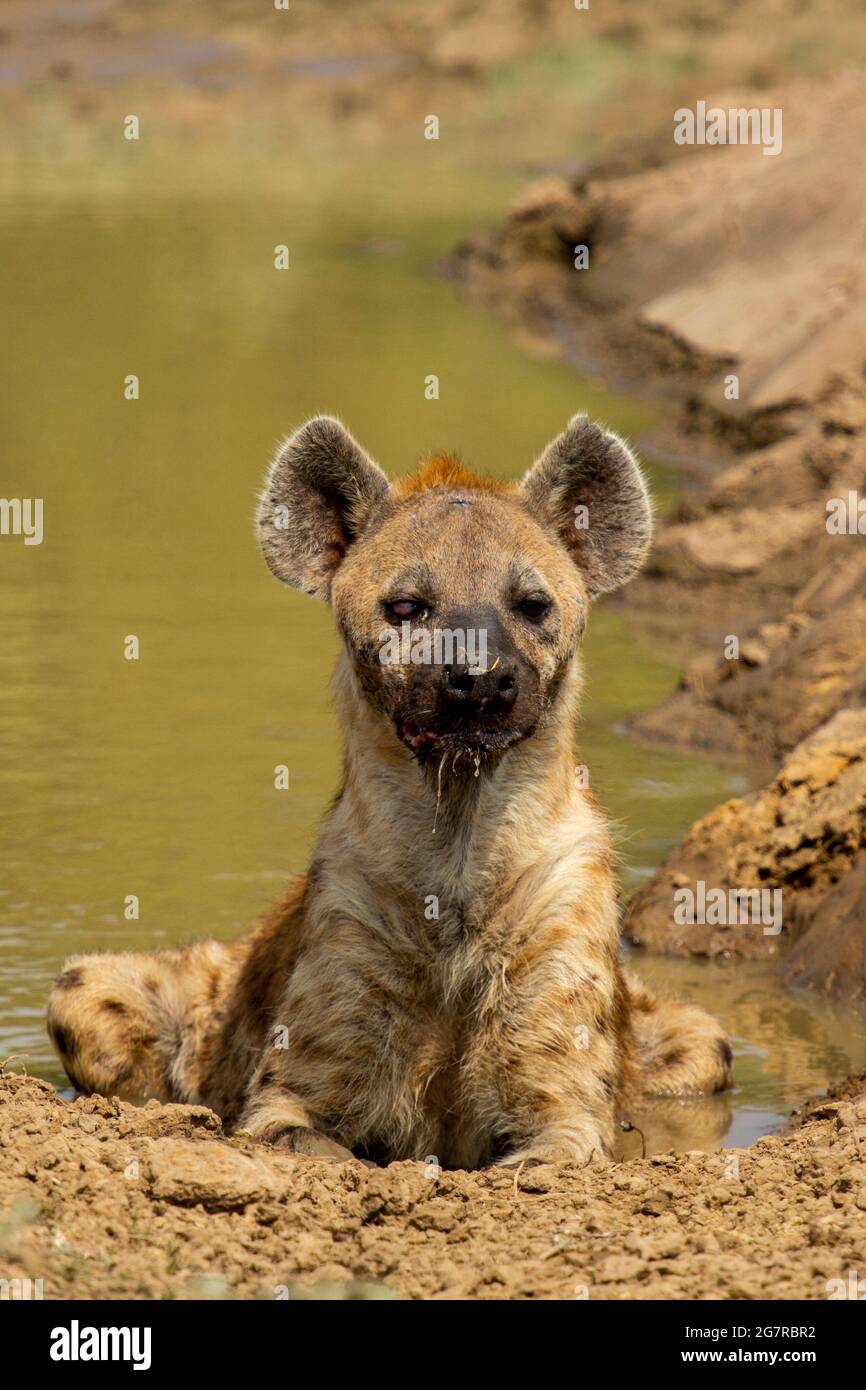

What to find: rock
left=594, top=1254, right=645, bottom=1284
left=409, top=1201, right=458, bottom=1232
left=134, top=1104, right=223, bottom=1139
left=514, top=1164, right=557, bottom=1193
left=507, top=178, right=597, bottom=254
left=623, top=1232, right=686, bottom=1261
left=146, top=1139, right=280, bottom=1211
left=783, top=856, right=866, bottom=1006
left=656, top=504, right=818, bottom=579
left=624, top=708, right=866, bottom=961
left=629, top=382, right=866, bottom=763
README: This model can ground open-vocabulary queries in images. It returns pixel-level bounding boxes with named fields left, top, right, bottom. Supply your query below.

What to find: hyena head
left=257, top=415, right=651, bottom=776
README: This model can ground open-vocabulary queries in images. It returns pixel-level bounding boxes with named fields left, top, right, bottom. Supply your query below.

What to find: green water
left=1, top=149, right=864, bottom=1149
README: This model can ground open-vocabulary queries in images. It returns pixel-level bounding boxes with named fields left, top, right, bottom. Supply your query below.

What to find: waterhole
left=2, top=142, right=863, bottom=1154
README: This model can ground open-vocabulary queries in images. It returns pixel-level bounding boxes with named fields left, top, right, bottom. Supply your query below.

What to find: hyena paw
left=269, top=1125, right=358, bottom=1162
left=498, top=1138, right=608, bottom=1170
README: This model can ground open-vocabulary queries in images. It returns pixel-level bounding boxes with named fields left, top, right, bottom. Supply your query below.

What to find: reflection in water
left=0, top=153, right=861, bottom=1153
left=618, top=1093, right=734, bottom=1162
left=626, top=954, right=866, bottom=1152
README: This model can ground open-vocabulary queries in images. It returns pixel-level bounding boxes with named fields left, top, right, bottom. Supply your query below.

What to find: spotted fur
left=48, top=416, right=730, bottom=1167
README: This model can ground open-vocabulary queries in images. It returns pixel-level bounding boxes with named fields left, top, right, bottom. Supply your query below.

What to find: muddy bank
left=449, top=66, right=866, bottom=992
left=448, top=68, right=866, bottom=428
left=624, top=710, right=866, bottom=996
left=2, top=1068, right=866, bottom=1301
left=621, top=378, right=866, bottom=986
left=628, top=378, right=866, bottom=761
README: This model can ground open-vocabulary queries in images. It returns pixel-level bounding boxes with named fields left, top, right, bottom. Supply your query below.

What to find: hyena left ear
left=519, top=414, right=652, bottom=599
left=258, top=416, right=391, bottom=600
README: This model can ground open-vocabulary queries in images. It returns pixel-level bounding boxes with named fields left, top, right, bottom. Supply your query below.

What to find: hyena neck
left=320, top=653, right=597, bottom=905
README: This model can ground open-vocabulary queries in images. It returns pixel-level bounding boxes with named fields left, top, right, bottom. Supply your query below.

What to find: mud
left=628, top=379, right=866, bottom=762
left=2, top=1068, right=866, bottom=1301
left=448, top=65, right=866, bottom=424
left=447, top=36, right=866, bottom=1001
left=624, top=710, right=866, bottom=988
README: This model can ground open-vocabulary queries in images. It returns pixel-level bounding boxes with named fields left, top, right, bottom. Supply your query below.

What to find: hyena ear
left=519, top=414, right=652, bottom=599
left=258, top=416, right=391, bottom=599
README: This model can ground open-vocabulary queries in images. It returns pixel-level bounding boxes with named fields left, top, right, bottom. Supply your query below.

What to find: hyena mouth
left=396, top=718, right=525, bottom=765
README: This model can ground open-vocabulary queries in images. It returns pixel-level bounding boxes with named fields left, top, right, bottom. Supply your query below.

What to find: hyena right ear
left=520, top=414, right=652, bottom=599
left=258, top=416, right=391, bottom=600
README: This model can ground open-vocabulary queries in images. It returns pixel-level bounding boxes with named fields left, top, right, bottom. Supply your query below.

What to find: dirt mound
left=621, top=381, right=866, bottom=990
left=458, top=119, right=866, bottom=1000
left=596, top=75, right=866, bottom=414
left=630, top=377, right=866, bottom=761
left=624, top=709, right=866, bottom=986
left=450, top=69, right=866, bottom=427
left=2, top=1068, right=866, bottom=1300
left=783, top=858, right=866, bottom=1003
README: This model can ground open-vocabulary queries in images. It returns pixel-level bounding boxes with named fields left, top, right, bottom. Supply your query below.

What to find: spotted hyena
left=48, top=415, right=731, bottom=1167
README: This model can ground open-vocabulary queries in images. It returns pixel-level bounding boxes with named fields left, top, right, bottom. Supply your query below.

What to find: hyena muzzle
left=48, top=414, right=732, bottom=1168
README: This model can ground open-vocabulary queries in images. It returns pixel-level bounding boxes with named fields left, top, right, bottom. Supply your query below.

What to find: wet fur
left=48, top=416, right=731, bottom=1167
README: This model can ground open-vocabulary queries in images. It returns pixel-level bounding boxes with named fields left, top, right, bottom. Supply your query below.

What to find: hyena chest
left=282, top=952, right=505, bottom=1167
left=354, top=1014, right=504, bottom=1170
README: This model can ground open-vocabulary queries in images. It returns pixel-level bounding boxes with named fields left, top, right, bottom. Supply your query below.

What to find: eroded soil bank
left=449, top=66, right=866, bottom=1008
left=2, top=1068, right=866, bottom=1300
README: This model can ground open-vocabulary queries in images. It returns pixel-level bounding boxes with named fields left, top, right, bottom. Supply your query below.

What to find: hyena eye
left=517, top=595, right=552, bottom=622
left=385, top=598, right=425, bottom=621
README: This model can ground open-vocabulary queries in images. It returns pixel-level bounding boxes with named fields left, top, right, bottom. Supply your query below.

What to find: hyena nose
left=444, top=661, right=518, bottom=713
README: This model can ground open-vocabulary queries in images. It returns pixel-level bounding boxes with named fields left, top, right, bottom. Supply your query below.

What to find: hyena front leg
left=235, top=1057, right=356, bottom=1161
left=493, top=995, right=622, bottom=1169
left=497, top=1088, right=615, bottom=1169
left=498, top=1108, right=612, bottom=1169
